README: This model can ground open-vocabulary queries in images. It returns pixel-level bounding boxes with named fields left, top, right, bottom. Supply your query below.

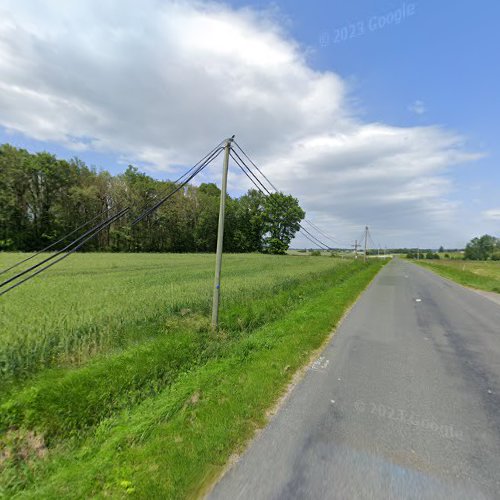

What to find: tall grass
left=0, top=261, right=361, bottom=443
left=415, top=259, right=500, bottom=293
left=0, top=253, right=344, bottom=384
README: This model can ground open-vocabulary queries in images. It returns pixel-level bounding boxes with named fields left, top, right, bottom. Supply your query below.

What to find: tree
left=229, top=189, right=265, bottom=252
left=0, top=143, right=308, bottom=255
left=193, top=183, right=221, bottom=252
left=464, top=235, right=499, bottom=260
left=261, top=193, right=305, bottom=255
left=438, top=246, right=444, bottom=253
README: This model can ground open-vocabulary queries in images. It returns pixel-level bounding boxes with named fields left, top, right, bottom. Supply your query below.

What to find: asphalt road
left=207, top=258, right=500, bottom=500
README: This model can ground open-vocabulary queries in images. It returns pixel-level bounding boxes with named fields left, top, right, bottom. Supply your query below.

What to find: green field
left=0, top=253, right=384, bottom=498
left=415, top=259, right=500, bottom=293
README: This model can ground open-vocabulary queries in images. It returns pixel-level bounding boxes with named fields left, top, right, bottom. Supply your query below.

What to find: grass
left=0, top=253, right=345, bottom=384
left=414, top=259, right=500, bottom=293
left=0, top=252, right=385, bottom=497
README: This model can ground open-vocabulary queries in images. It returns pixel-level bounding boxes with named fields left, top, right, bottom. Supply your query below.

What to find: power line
left=132, top=145, right=224, bottom=225
left=0, top=208, right=113, bottom=277
left=233, top=141, right=278, bottom=192
left=0, top=206, right=127, bottom=290
left=230, top=151, right=331, bottom=251
left=231, top=151, right=331, bottom=250
left=0, top=208, right=130, bottom=297
left=1, top=142, right=224, bottom=296
left=0, top=142, right=227, bottom=277
left=233, top=141, right=353, bottom=249
left=302, top=219, right=349, bottom=248
left=232, top=144, right=355, bottom=250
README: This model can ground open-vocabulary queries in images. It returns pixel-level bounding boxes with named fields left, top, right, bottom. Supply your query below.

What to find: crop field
left=0, top=252, right=384, bottom=497
left=0, top=253, right=346, bottom=383
left=415, top=259, right=500, bottom=293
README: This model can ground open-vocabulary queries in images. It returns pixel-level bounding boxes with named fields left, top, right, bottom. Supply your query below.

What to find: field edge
left=201, top=258, right=386, bottom=498
left=412, top=259, right=500, bottom=294
left=8, top=260, right=386, bottom=499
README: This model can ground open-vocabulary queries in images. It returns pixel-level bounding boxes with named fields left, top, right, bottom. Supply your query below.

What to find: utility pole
left=211, top=137, right=233, bottom=329
left=352, top=240, right=359, bottom=259
left=364, top=226, right=368, bottom=263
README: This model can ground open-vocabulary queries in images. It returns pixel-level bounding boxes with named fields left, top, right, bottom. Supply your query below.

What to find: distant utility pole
left=364, top=226, right=368, bottom=263
left=352, top=240, right=359, bottom=259
left=211, top=136, right=234, bottom=329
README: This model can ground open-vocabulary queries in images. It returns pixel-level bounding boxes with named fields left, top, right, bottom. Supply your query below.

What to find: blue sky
left=0, top=0, right=498, bottom=248
left=229, top=0, right=500, bottom=221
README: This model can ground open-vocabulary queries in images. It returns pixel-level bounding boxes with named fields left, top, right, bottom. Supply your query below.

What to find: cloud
left=482, top=209, right=500, bottom=221
left=0, top=0, right=483, bottom=247
left=408, top=100, right=426, bottom=115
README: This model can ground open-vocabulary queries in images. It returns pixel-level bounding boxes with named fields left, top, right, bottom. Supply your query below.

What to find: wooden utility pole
left=364, top=226, right=368, bottom=262
left=211, top=137, right=233, bottom=329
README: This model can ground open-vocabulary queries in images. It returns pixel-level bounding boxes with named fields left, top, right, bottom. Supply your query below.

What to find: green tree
left=229, top=189, right=265, bottom=252
left=464, top=234, right=499, bottom=260
left=0, top=144, right=308, bottom=255
left=261, top=193, right=305, bottom=255
left=193, top=183, right=221, bottom=252
left=0, top=145, right=31, bottom=249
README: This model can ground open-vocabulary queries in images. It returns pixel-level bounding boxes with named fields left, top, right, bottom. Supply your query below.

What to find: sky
left=0, top=0, right=499, bottom=249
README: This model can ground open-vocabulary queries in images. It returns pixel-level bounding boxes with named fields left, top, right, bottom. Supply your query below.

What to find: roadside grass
left=0, top=263, right=356, bottom=443
left=0, top=253, right=385, bottom=497
left=415, top=259, right=500, bottom=293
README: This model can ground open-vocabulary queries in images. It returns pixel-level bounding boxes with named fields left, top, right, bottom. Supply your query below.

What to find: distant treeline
left=404, top=236, right=500, bottom=261
left=0, top=144, right=304, bottom=254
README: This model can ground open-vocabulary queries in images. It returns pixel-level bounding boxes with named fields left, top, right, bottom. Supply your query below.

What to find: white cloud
left=482, top=209, right=500, bottom=221
left=408, top=99, right=426, bottom=115
left=0, top=0, right=484, bottom=247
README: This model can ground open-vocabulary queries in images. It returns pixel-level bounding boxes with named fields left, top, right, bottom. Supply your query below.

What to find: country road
left=207, top=258, right=500, bottom=500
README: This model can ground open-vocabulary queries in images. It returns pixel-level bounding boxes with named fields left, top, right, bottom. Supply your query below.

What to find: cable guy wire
left=230, top=151, right=331, bottom=251
left=132, top=145, right=224, bottom=225
left=0, top=208, right=130, bottom=297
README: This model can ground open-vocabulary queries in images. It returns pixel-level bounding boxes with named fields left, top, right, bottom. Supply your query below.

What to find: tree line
left=0, top=144, right=305, bottom=254
left=404, top=235, right=500, bottom=261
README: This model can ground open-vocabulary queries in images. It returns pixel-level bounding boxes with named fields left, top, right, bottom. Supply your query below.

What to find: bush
left=310, top=250, right=321, bottom=256
left=0, top=239, right=14, bottom=250
left=425, top=252, right=440, bottom=260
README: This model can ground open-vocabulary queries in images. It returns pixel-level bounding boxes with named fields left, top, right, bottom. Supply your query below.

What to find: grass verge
left=1, top=260, right=384, bottom=498
left=415, top=260, right=500, bottom=293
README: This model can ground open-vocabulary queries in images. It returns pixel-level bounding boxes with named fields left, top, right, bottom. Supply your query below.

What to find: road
left=207, top=258, right=500, bottom=500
